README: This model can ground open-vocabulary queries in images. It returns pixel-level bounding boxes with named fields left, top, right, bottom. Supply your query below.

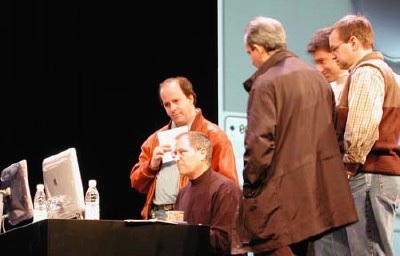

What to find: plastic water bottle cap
left=37, top=184, right=44, bottom=190
left=89, top=180, right=97, bottom=187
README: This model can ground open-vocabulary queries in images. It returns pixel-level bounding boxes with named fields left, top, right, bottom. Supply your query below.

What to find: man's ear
left=253, top=44, right=265, bottom=54
left=188, top=94, right=195, bottom=104
left=349, top=35, right=358, bottom=50
left=198, top=148, right=207, bottom=161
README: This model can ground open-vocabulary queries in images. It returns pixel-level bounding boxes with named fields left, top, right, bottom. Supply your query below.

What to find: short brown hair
left=331, top=14, right=374, bottom=49
left=159, top=76, right=197, bottom=106
left=307, top=27, right=332, bottom=53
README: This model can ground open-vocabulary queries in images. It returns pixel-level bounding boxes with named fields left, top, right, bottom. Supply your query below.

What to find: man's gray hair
left=244, top=16, right=287, bottom=51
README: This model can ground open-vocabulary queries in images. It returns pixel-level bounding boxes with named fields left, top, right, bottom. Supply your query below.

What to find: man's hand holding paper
left=157, top=125, right=189, bottom=163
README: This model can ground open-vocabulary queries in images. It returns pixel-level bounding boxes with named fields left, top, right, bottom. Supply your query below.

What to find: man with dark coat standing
left=236, top=16, right=358, bottom=255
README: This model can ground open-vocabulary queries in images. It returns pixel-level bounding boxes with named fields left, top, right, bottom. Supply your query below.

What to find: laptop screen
left=0, top=159, right=33, bottom=226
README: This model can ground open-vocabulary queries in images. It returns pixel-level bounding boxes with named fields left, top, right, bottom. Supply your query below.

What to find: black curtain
left=1, top=1, right=218, bottom=220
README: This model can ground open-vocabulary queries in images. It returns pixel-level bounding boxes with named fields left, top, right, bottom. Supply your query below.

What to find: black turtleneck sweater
left=175, top=168, right=242, bottom=255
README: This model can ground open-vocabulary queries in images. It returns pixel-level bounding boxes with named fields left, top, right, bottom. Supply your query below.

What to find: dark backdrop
left=1, top=1, right=218, bottom=220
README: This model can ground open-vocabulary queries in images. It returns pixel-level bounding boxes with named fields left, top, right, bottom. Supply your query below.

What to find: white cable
left=0, top=214, right=5, bottom=234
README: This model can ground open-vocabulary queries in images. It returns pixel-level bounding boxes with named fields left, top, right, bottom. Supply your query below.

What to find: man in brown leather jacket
left=130, top=76, right=239, bottom=220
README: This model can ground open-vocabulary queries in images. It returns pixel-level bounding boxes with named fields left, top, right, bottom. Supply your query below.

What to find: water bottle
left=33, top=184, right=48, bottom=222
left=85, top=179, right=100, bottom=220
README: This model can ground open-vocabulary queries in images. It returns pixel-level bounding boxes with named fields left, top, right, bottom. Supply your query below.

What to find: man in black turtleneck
left=173, top=131, right=241, bottom=256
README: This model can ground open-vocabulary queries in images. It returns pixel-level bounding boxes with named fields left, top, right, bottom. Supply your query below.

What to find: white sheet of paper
left=157, top=125, right=189, bottom=162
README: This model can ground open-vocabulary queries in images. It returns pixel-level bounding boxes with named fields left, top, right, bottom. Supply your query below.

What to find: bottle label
left=85, top=203, right=100, bottom=220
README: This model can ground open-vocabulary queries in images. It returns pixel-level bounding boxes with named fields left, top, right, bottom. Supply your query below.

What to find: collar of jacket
left=243, top=50, right=297, bottom=92
left=349, top=51, right=384, bottom=73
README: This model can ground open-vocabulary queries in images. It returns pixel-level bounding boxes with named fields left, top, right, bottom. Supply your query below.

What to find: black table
left=0, top=219, right=210, bottom=256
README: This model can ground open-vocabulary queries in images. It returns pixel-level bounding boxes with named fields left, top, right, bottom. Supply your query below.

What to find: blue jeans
left=313, top=226, right=350, bottom=256
left=314, top=173, right=400, bottom=256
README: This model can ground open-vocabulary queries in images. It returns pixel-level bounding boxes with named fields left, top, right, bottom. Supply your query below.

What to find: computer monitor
left=0, top=159, right=33, bottom=227
left=42, top=147, right=85, bottom=219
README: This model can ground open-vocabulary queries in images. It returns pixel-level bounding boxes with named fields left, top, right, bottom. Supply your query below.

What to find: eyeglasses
left=330, top=42, right=346, bottom=53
